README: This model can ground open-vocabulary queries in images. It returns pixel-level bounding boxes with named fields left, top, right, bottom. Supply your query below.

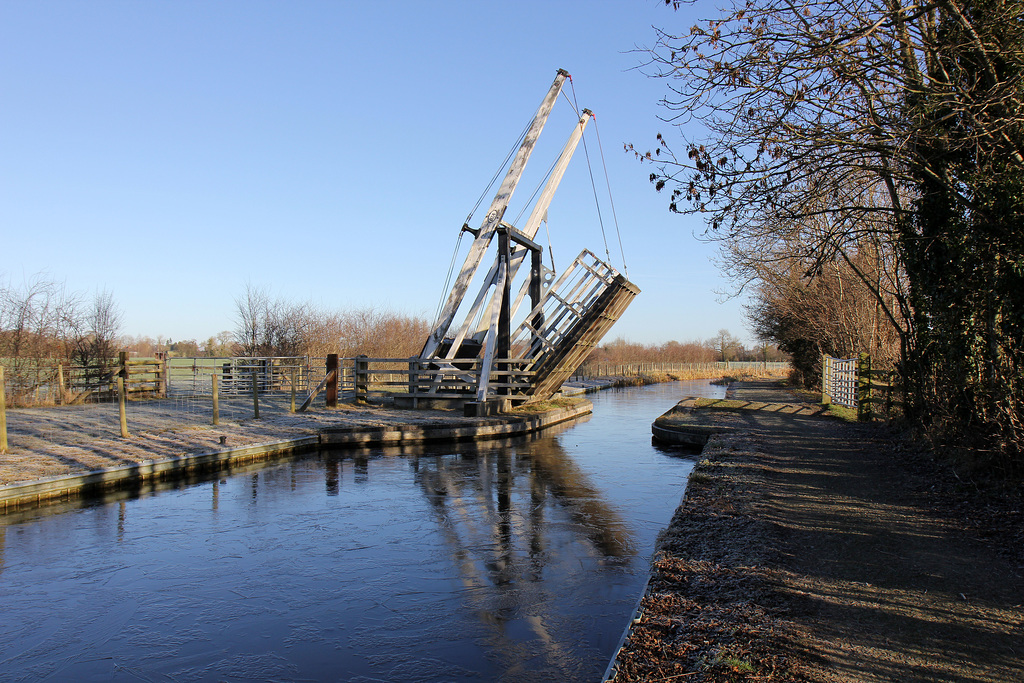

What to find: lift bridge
left=397, top=69, right=639, bottom=415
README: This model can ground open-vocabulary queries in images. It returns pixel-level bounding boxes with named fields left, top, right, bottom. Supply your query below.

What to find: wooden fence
left=0, top=354, right=167, bottom=407
left=299, top=357, right=789, bottom=409
left=0, top=354, right=319, bottom=407
left=355, top=356, right=532, bottom=404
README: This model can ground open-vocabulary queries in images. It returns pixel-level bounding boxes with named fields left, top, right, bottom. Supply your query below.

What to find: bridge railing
left=349, top=356, right=535, bottom=403
left=295, top=357, right=793, bottom=409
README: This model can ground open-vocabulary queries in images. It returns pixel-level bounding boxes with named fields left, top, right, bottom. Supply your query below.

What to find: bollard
left=251, top=371, right=260, bottom=419
left=355, top=355, right=368, bottom=402
left=212, top=374, right=220, bottom=426
left=117, top=376, right=130, bottom=437
left=0, top=366, right=8, bottom=454
left=326, top=354, right=339, bottom=408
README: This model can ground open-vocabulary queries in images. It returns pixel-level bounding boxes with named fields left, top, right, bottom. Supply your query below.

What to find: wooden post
left=290, top=368, right=297, bottom=413
left=886, top=369, right=894, bottom=417
left=211, top=373, right=220, bottom=426
left=857, top=352, right=872, bottom=421
left=326, top=354, right=338, bottom=408
left=57, top=363, right=66, bottom=405
left=821, top=354, right=831, bottom=405
left=251, top=371, right=260, bottom=419
left=117, top=376, right=129, bottom=437
left=355, top=355, right=368, bottom=402
left=530, top=247, right=543, bottom=351
left=119, top=351, right=130, bottom=400
left=497, top=229, right=511, bottom=396
left=0, top=366, right=8, bottom=454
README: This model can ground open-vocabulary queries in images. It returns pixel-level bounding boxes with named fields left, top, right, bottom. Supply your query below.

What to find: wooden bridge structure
left=401, top=69, right=639, bottom=414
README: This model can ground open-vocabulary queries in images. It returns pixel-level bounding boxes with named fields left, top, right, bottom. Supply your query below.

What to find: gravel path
left=612, top=380, right=1024, bottom=682
left=745, top=385, right=1024, bottom=682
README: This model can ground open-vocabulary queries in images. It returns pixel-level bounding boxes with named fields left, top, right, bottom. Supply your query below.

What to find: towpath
left=613, top=380, right=1024, bottom=682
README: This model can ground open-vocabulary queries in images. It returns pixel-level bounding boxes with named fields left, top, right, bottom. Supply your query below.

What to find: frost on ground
left=0, top=397, right=477, bottom=486
left=611, top=381, right=1024, bottom=683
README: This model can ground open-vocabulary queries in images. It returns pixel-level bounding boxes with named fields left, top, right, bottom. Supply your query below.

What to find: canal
left=0, top=380, right=724, bottom=682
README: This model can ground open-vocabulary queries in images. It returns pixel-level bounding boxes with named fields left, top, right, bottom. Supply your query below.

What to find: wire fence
left=166, top=356, right=322, bottom=398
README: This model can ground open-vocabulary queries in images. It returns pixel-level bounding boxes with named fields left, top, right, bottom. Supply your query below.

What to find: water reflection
left=0, top=380, right=722, bottom=681
left=413, top=433, right=634, bottom=592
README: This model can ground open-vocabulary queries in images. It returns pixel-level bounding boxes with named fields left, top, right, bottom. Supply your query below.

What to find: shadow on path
left=724, top=381, right=1023, bottom=682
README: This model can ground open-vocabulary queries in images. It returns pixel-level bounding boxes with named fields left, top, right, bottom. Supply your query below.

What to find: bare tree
left=233, top=285, right=428, bottom=359
left=1, top=276, right=76, bottom=401
left=89, top=288, right=122, bottom=364
left=0, top=276, right=124, bottom=403
left=234, top=283, right=270, bottom=356
left=639, top=0, right=1024, bottom=467
left=68, top=288, right=123, bottom=370
left=588, top=337, right=725, bottom=364
left=710, top=329, right=742, bottom=362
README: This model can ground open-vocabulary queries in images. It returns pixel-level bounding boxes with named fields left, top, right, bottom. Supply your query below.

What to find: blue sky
left=1, top=1, right=751, bottom=347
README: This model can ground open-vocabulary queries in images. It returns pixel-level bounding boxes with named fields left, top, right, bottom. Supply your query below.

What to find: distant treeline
left=3, top=279, right=783, bottom=382
left=587, top=331, right=785, bottom=365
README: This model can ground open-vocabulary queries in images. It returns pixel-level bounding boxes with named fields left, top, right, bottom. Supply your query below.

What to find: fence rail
left=0, top=355, right=323, bottom=407
left=335, top=358, right=789, bottom=407
left=0, top=356, right=167, bottom=406
left=0, top=353, right=794, bottom=453
left=1, top=356, right=791, bottom=407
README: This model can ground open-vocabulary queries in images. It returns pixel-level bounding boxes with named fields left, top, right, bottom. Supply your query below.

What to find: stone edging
left=605, top=393, right=753, bottom=680
left=0, top=401, right=592, bottom=513
left=650, top=397, right=734, bottom=446
left=319, top=402, right=589, bottom=446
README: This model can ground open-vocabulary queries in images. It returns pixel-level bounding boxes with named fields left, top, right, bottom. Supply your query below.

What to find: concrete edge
left=602, top=573, right=656, bottom=682
left=558, top=378, right=618, bottom=397
left=319, top=401, right=592, bottom=446
left=0, top=401, right=592, bottom=513
left=651, top=422, right=715, bottom=446
left=602, top=431, right=725, bottom=682
left=0, top=436, right=320, bottom=513
left=650, top=398, right=732, bottom=446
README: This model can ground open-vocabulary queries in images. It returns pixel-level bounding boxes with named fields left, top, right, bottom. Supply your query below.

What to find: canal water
left=0, top=380, right=724, bottom=682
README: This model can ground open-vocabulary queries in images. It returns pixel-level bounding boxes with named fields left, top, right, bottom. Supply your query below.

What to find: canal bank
left=0, top=397, right=592, bottom=512
left=0, top=375, right=646, bottom=509
left=607, top=380, right=1024, bottom=682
